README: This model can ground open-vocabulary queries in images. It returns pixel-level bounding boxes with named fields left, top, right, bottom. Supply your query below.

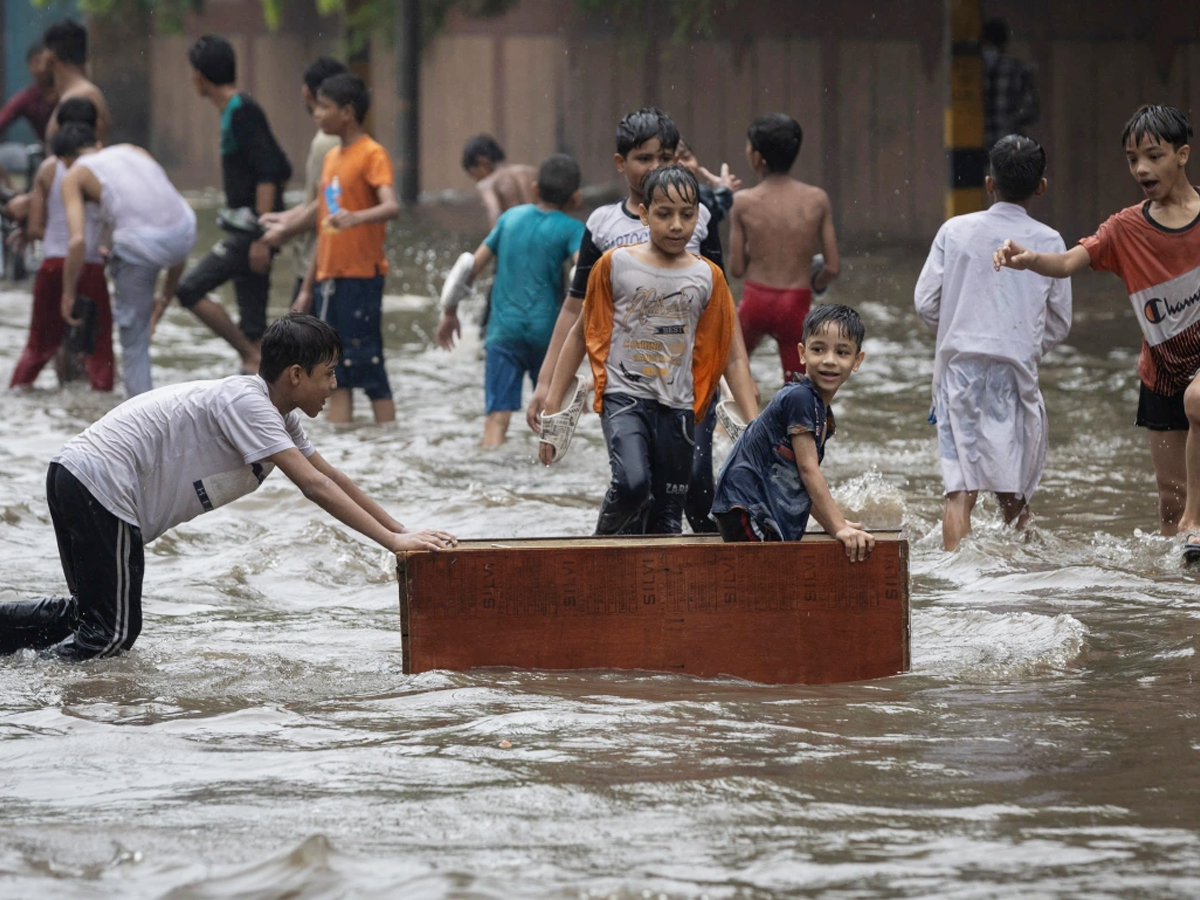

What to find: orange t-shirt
left=316, top=135, right=394, bottom=281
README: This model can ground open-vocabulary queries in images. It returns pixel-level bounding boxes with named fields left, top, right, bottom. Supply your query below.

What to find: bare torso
left=730, top=176, right=838, bottom=289
left=44, top=73, right=111, bottom=146
left=477, top=163, right=537, bottom=224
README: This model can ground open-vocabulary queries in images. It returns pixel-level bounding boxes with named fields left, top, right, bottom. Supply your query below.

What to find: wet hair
left=318, top=73, right=370, bottom=123
left=1121, top=105, right=1192, bottom=151
left=803, top=304, right=865, bottom=351
left=982, top=18, right=1009, bottom=50
left=51, top=122, right=96, bottom=159
left=303, top=56, right=346, bottom=96
left=616, top=107, right=679, bottom=157
left=748, top=113, right=803, bottom=173
left=989, top=134, right=1046, bottom=202
left=188, top=35, right=236, bottom=86
left=56, top=97, right=97, bottom=128
left=641, top=164, right=699, bottom=207
left=26, top=42, right=44, bottom=63
left=43, top=20, right=87, bottom=67
left=259, top=313, right=343, bottom=383
left=537, top=153, right=581, bottom=206
left=461, top=134, right=505, bottom=172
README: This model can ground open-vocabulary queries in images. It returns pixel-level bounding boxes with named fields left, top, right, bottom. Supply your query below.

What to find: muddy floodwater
left=0, top=207, right=1198, bottom=899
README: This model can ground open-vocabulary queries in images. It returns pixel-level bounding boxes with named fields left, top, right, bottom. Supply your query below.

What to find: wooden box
left=397, top=533, right=909, bottom=685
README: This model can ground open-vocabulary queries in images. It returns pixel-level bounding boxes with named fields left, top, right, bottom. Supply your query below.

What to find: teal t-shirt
left=483, top=205, right=584, bottom=347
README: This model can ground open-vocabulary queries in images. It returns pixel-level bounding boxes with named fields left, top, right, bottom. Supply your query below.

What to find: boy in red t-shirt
left=995, top=105, right=1200, bottom=562
left=293, top=73, right=399, bottom=424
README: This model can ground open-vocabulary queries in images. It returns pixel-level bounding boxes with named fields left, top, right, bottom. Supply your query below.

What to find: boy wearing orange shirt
left=294, top=73, right=399, bottom=424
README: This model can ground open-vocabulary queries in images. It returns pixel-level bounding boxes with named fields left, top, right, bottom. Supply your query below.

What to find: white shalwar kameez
left=914, top=201, right=1072, bottom=500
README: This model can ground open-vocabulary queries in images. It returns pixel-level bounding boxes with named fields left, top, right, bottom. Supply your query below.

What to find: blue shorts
left=484, top=339, right=546, bottom=414
left=316, top=276, right=392, bottom=401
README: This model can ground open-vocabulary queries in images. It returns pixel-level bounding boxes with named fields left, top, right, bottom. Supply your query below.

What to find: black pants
left=713, top=508, right=782, bottom=543
left=0, top=463, right=144, bottom=659
left=685, top=394, right=719, bottom=533
left=175, top=232, right=270, bottom=341
left=596, top=394, right=694, bottom=535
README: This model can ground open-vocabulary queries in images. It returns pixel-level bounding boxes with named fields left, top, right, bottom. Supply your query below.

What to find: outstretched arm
left=994, top=240, right=1091, bottom=278
left=272, top=447, right=456, bottom=552
left=793, top=432, right=874, bottom=561
left=436, top=243, right=494, bottom=350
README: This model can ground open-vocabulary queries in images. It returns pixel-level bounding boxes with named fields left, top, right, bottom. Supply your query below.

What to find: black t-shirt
left=220, top=92, right=291, bottom=211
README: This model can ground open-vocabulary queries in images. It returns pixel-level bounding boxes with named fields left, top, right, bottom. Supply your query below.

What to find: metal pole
left=945, top=0, right=985, bottom=218
left=395, top=0, right=420, bottom=204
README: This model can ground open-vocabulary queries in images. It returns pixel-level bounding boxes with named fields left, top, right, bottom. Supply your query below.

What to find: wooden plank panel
left=399, top=534, right=910, bottom=685
left=1049, top=40, right=1096, bottom=243
left=503, top=36, right=565, bottom=169
left=655, top=39, right=694, bottom=140
left=837, top=41, right=876, bottom=236
left=722, top=42, right=758, bottom=176
left=688, top=41, right=728, bottom=175
left=1094, top=41, right=1147, bottom=227
left=874, top=41, right=914, bottom=232
left=563, top=37, right=621, bottom=190
left=787, top=38, right=824, bottom=189
left=369, top=41, right=399, bottom=159
left=419, top=35, right=494, bottom=193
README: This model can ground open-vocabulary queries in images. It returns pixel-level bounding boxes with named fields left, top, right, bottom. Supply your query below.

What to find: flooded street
left=1, top=209, right=1198, bottom=899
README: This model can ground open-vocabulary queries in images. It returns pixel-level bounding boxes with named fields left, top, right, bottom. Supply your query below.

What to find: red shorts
left=10, top=259, right=113, bottom=391
left=738, top=280, right=812, bottom=383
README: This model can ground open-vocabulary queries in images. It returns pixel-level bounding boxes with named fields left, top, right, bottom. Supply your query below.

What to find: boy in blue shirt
left=436, top=153, right=584, bottom=446
left=712, top=304, right=874, bottom=561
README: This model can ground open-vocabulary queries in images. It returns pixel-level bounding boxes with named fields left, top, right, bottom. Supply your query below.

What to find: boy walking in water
left=462, top=134, right=537, bottom=225
left=995, top=105, right=1200, bottom=562
left=436, top=153, right=584, bottom=447
left=176, top=35, right=292, bottom=375
left=0, top=314, right=455, bottom=661
left=917, top=135, right=1072, bottom=550
left=712, top=305, right=873, bottom=560
left=294, top=73, right=400, bottom=424
left=539, top=165, right=758, bottom=535
left=730, top=113, right=840, bottom=384
left=42, top=20, right=110, bottom=145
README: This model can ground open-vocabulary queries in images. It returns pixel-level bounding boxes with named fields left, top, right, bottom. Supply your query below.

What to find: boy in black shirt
left=175, top=34, right=292, bottom=373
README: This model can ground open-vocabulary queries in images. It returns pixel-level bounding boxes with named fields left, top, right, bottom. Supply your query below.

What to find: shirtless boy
left=730, top=113, right=840, bottom=384
left=42, top=20, right=110, bottom=146
left=462, top=134, right=537, bottom=225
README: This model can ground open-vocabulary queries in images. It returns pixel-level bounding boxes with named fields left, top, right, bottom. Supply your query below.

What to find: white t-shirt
left=54, top=376, right=315, bottom=543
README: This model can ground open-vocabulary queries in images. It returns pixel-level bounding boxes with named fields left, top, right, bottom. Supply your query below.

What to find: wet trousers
left=0, top=463, right=144, bottom=660
left=596, top=394, right=694, bottom=535
left=685, top=394, right=719, bottom=533
left=108, top=254, right=160, bottom=397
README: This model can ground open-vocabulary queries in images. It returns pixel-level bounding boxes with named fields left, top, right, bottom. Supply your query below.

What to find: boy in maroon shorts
left=995, top=105, right=1200, bottom=562
left=730, top=113, right=840, bottom=384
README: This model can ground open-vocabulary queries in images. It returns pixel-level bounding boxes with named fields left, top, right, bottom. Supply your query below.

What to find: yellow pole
left=945, top=0, right=986, bottom=219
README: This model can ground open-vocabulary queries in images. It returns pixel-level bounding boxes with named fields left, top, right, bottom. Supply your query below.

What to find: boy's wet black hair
left=1121, top=105, right=1193, bottom=151
left=26, top=42, right=45, bottom=63
left=51, top=122, right=95, bottom=159
left=259, top=313, right=343, bottom=383
left=318, top=73, right=370, bottom=124
left=748, top=113, right=803, bottom=173
left=43, top=20, right=87, bottom=67
left=988, top=134, right=1046, bottom=202
left=461, top=134, right=505, bottom=172
left=641, top=164, right=699, bottom=207
left=802, top=304, right=865, bottom=350
left=303, top=56, right=347, bottom=96
left=616, top=107, right=680, bottom=158
left=982, top=18, right=1009, bottom=50
left=56, top=97, right=97, bottom=128
left=537, top=153, right=581, bottom=206
left=188, top=35, right=236, bottom=86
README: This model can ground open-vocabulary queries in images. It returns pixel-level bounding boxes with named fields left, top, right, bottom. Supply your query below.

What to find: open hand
left=835, top=525, right=875, bottom=562
left=435, top=311, right=460, bottom=350
left=993, top=239, right=1036, bottom=272
left=526, top=386, right=549, bottom=433
left=389, top=529, right=457, bottom=553
left=60, top=293, right=80, bottom=326
left=328, top=209, right=359, bottom=231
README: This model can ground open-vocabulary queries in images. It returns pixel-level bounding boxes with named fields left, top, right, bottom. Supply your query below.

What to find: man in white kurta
left=914, top=135, right=1072, bottom=549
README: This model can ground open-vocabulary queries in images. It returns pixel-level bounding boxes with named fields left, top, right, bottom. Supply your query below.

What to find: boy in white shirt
left=0, top=314, right=455, bottom=660
left=915, top=134, right=1072, bottom=549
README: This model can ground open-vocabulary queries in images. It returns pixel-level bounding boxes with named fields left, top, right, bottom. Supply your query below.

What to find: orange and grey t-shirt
left=581, top=247, right=735, bottom=418
left=316, top=135, right=394, bottom=281
left=1079, top=201, right=1200, bottom=394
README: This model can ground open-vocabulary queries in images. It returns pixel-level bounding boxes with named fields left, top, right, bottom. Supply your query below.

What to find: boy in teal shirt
left=437, top=153, right=584, bottom=446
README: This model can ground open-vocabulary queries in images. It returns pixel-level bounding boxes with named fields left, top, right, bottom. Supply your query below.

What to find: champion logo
left=1143, top=287, right=1200, bottom=325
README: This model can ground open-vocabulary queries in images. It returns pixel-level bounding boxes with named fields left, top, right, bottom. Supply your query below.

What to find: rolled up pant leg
left=596, top=395, right=654, bottom=535
left=109, top=255, right=159, bottom=396
left=0, top=463, right=144, bottom=659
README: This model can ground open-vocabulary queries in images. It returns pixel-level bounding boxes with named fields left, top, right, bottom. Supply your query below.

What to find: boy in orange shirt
left=294, top=73, right=399, bottom=424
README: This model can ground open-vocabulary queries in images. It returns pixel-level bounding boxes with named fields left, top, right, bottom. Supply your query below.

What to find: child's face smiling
left=617, top=137, right=676, bottom=201
left=799, top=324, right=864, bottom=401
left=640, top=185, right=699, bottom=256
left=1126, top=134, right=1190, bottom=202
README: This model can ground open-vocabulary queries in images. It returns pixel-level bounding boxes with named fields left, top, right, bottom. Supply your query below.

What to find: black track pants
left=0, top=463, right=144, bottom=660
left=685, top=394, right=719, bottom=533
left=595, top=394, right=694, bottom=535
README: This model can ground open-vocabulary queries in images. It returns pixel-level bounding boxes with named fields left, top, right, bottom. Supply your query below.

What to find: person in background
left=981, top=18, right=1040, bottom=151
left=0, top=43, right=57, bottom=183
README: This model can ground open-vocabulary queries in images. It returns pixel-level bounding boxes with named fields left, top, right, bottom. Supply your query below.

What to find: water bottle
left=324, top=176, right=342, bottom=228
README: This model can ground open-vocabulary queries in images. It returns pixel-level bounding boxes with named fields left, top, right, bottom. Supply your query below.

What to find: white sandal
left=439, top=252, right=475, bottom=311
left=716, top=398, right=747, bottom=442
left=539, top=375, right=589, bottom=462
